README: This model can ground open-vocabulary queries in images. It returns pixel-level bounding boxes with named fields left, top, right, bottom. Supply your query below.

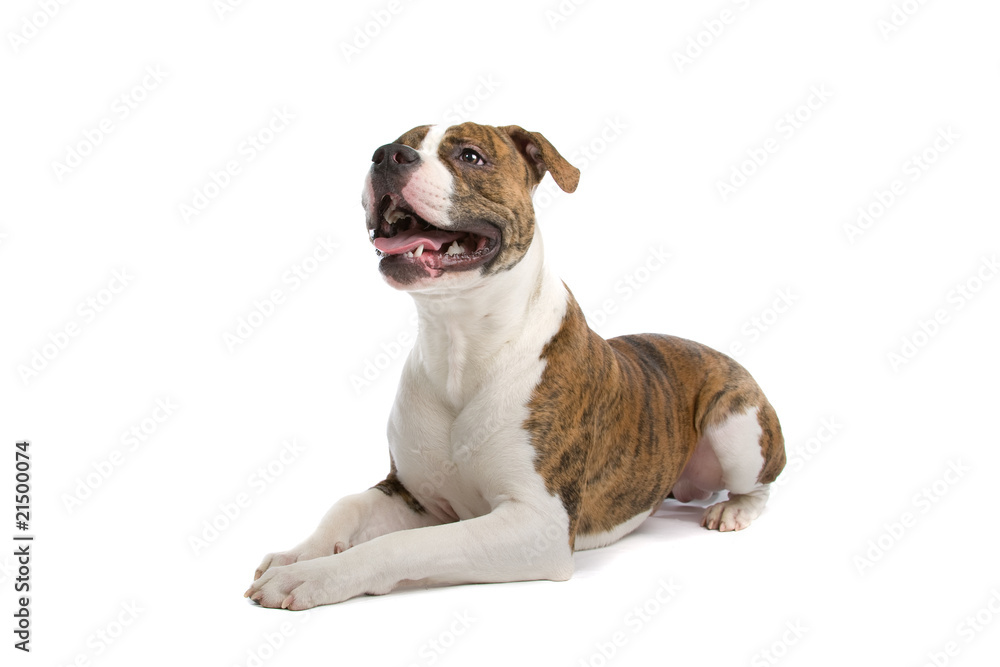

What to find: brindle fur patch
left=395, top=125, right=432, bottom=149
left=526, top=290, right=785, bottom=548
left=373, top=461, right=426, bottom=514
left=397, top=122, right=580, bottom=275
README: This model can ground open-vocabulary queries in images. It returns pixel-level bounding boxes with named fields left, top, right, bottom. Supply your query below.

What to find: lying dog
left=246, top=122, right=785, bottom=610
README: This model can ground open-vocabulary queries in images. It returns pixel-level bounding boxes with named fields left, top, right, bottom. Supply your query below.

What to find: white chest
left=386, top=293, right=568, bottom=523
left=386, top=351, right=538, bottom=523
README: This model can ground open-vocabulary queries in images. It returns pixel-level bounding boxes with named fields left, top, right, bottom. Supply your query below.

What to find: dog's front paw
left=245, top=558, right=345, bottom=610
left=254, top=543, right=338, bottom=581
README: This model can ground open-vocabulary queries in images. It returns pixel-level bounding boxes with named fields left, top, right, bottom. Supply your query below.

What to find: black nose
left=372, top=143, right=420, bottom=168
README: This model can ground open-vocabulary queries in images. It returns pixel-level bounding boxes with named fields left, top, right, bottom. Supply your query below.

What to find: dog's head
left=362, top=122, right=579, bottom=291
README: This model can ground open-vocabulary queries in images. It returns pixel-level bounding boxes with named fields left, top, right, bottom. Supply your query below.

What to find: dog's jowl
left=245, top=122, right=786, bottom=610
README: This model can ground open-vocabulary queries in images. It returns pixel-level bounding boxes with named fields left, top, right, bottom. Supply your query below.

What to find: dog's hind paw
left=700, top=486, right=770, bottom=532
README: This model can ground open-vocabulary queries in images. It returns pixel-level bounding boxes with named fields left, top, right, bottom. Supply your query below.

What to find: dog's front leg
left=253, top=485, right=442, bottom=581
left=245, top=501, right=573, bottom=610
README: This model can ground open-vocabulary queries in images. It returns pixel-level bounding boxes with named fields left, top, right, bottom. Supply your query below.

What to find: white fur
left=698, top=407, right=771, bottom=532
left=249, top=229, right=578, bottom=609
left=391, top=233, right=566, bottom=515
left=574, top=509, right=652, bottom=551
left=703, top=407, right=764, bottom=495
left=250, top=127, right=777, bottom=608
left=401, top=124, right=454, bottom=226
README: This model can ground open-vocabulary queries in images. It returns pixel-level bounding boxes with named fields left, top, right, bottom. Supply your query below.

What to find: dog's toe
left=254, top=546, right=331, bottom=580
left=701, top=489, right=769, bottom=532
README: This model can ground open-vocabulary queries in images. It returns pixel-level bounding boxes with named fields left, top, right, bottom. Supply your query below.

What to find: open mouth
left=370, top=194, right=500, bottom=272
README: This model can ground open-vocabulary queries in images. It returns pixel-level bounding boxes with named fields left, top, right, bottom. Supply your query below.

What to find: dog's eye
left=459, top=148, right=485, bottom=166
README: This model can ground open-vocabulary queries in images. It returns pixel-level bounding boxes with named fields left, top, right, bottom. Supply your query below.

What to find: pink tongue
left=373, top=228, right=463, bottom=255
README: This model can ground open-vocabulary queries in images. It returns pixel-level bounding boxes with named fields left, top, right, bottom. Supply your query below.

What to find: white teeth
left=403, top=251, right=413, bottom=258
left=384, top=207, right=406, bottom=224
left=414, top=244, right=424, bottom=257
left=446, top=241, right=463, bottom=256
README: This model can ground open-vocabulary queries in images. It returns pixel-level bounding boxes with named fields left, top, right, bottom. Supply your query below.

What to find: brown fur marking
left=526, top=289, right=785, bottom=548
left=395, top=125, right=431, bottom=148
left=755, top=402, right=786, bottom=484
left=373, top=461, right=426, bottom=514
left=402, top=122, right=581, bottom=275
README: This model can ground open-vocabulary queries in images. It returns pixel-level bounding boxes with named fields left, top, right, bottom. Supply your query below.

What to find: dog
left=245, top=122, right=786, bottom=610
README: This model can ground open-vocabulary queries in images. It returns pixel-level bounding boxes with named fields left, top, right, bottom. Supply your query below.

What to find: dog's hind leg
left=696, top=402, right=784, bottom=532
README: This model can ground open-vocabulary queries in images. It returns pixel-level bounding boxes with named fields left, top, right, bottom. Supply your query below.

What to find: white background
left=2, top=0, right=999, bottom=665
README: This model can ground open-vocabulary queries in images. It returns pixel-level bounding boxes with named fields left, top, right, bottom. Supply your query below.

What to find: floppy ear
left=499, top=125, right=580, bottom=193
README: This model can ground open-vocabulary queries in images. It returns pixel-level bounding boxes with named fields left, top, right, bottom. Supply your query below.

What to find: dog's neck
left=408, top=229, right=566, bottom=409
